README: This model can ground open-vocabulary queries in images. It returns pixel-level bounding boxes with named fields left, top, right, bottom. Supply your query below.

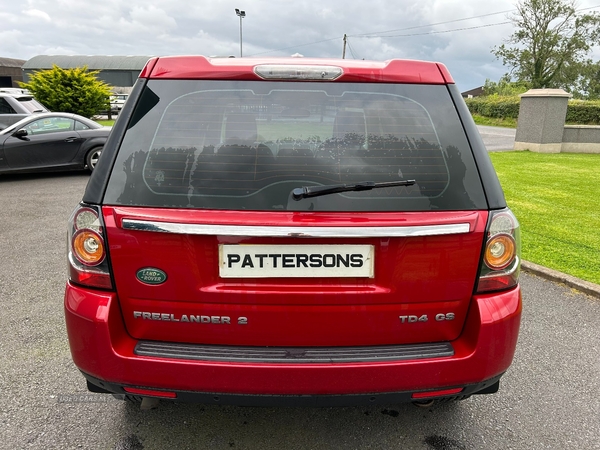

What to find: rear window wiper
left=292, top=180, right=416, bottom=201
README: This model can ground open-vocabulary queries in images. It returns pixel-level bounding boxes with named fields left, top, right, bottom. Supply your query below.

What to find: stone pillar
left=513, top=89, right=572, bottom=153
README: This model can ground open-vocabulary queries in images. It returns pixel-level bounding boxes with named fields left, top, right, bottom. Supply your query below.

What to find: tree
left=572, top=61, right=600, bottom=99
left=483, top=75, right=531, bottom=96
left=20, top=65, right=112, bottom=118
left=492, top=0, right=600, bottom=90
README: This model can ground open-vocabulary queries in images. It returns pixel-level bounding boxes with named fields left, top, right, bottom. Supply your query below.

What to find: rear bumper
left=84, top=371, right=502, bottom=406
left=64, top=282, right=521, bottom=401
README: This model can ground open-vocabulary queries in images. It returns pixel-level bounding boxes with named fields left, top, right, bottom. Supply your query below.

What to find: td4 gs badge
left=398, top=313, right=455, bottom=323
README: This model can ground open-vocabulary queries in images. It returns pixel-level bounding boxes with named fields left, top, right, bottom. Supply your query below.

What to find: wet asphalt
left=1, top=127, right=599, bottom=449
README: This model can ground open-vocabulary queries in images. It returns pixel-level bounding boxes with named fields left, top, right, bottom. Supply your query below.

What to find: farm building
left=0, top=57, right=27, bottom=88
left=22, top=55, right=153, bottom=90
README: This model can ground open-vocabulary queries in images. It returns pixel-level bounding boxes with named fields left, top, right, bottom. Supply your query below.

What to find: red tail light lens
left=477, top=209, right=520, bottom=293
left=68, top=204, right=113, bottom=289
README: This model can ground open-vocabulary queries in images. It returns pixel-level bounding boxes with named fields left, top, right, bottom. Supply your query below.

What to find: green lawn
left=488, top=151, right=600, bottom=285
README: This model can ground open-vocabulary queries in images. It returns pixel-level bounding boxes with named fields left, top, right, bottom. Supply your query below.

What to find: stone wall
left=514, top=89, right=600, bottom=153
left=561, top=125, right=600, bottom=153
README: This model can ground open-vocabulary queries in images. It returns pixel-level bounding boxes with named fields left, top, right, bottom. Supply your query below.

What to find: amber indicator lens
left=73, top=229, right=105, bottom=266
left=484, top=233, right=516, bottom=270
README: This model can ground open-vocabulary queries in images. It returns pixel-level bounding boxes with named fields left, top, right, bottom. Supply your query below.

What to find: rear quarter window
left=0, top=98, right=17, bottom=114
left=104, top=81, right=487, bottom=211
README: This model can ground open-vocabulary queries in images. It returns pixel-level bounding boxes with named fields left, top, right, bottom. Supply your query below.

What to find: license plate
left=219, top=244, right=374, bottom=278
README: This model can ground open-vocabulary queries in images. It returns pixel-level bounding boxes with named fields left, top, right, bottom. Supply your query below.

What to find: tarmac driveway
left=0, top=171, right=599, bottom=449
left=477, top=125, right=516, bottom=151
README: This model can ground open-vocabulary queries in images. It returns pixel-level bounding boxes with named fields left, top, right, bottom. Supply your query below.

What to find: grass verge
left=488, top=151, right=600, bottom=285
left=472, top=114, right=517, bottom=128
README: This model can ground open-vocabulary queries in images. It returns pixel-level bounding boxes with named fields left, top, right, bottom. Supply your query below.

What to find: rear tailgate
left=104, top=206, right=487, bottom=347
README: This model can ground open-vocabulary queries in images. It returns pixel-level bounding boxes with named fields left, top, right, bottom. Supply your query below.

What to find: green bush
left=466, top=95, right=600, bottom=125
left=20, top=65, right=112, bottom=118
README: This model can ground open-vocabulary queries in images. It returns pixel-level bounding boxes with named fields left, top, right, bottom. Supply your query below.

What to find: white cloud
left=23, top=9, right=52, bottom=22
left=1, top=0, right=599, bottom=90
left=127, top=5, right=177, bottom=32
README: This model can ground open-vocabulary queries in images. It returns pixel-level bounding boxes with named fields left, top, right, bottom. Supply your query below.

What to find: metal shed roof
left=0, top=57, right=26, bottom=68
left=23, top=55, right=153, bottom=71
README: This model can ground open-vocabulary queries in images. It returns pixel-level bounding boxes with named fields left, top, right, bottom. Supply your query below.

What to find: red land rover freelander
left=64, top=56, right=521, bottom=406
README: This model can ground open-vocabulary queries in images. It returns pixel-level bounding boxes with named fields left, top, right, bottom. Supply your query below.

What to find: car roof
left=0, top=112, right=102, bottom=134
left=0, top=92, right=35, bottom=100
left=140, top=56, right=454, bottom=84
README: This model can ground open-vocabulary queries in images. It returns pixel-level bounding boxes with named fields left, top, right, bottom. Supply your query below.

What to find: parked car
left=0, top=93, right=49, bottom=130
left=0, top=113, right=110, bottom=174
left=109, top=94, right=129, bottom=112
left=65, top=56, right=522, bottom=407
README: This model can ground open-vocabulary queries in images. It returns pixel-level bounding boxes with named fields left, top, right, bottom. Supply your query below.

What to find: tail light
left=67, top=204, right=113, bottom=289
left=476, top=209, right=520, bottom=293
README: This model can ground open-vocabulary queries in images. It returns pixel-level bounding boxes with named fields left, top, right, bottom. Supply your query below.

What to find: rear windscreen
left=104, top=80, right=486, bottom=211
left=16, top=97, right=47, bottom=113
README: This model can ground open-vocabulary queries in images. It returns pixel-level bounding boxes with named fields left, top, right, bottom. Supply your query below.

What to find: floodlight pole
left=235, top=9, right=246, bottom=57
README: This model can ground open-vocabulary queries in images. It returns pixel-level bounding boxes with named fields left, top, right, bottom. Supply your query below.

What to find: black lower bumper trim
left=134, top=340, right=455, bottom=363
left=82, top=372, right=504, bottom=407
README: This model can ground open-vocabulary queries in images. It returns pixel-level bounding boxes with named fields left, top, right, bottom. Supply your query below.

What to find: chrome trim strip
left=122, top=219, right=470, bottom=238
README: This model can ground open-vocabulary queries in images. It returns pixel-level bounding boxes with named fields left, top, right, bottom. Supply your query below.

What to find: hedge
left=565, top=100, right=600, bottom=124
left=465, top=96, right=600, bottom=125
left=465, top=96, right=521, bottom=120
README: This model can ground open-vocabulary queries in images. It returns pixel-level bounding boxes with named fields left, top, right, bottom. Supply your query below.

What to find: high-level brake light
left=254, top=65, right=343, bottom=80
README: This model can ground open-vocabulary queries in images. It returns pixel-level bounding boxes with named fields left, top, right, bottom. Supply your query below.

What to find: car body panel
left=64, top=281, right=521, bottom=395
left=104, top=206, right=487, bottom=346
left=0, top=113, right=110, bottom=174
left=3, top=129, right=84, bottom=169
left=140, top=56, right=455, bottom=84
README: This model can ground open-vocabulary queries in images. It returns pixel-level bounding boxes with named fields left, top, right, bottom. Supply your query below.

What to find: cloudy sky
left=1, top=0, right=600, bottom=90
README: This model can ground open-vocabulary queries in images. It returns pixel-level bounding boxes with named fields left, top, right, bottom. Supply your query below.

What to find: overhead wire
left=247, top=4, right=600, bottom=57
left=350, top=9, right=515, bottom=37
left=354, top=4, right=600, bottom=43
left=247, top=8, right=518, bottom=56
left=359, top=21, right=512, bottom=38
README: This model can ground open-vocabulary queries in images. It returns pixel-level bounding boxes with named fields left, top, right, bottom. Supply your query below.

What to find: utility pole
left=342, top=34, right=347, bottom=59
left=235, top=9, right=246, bottom=57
